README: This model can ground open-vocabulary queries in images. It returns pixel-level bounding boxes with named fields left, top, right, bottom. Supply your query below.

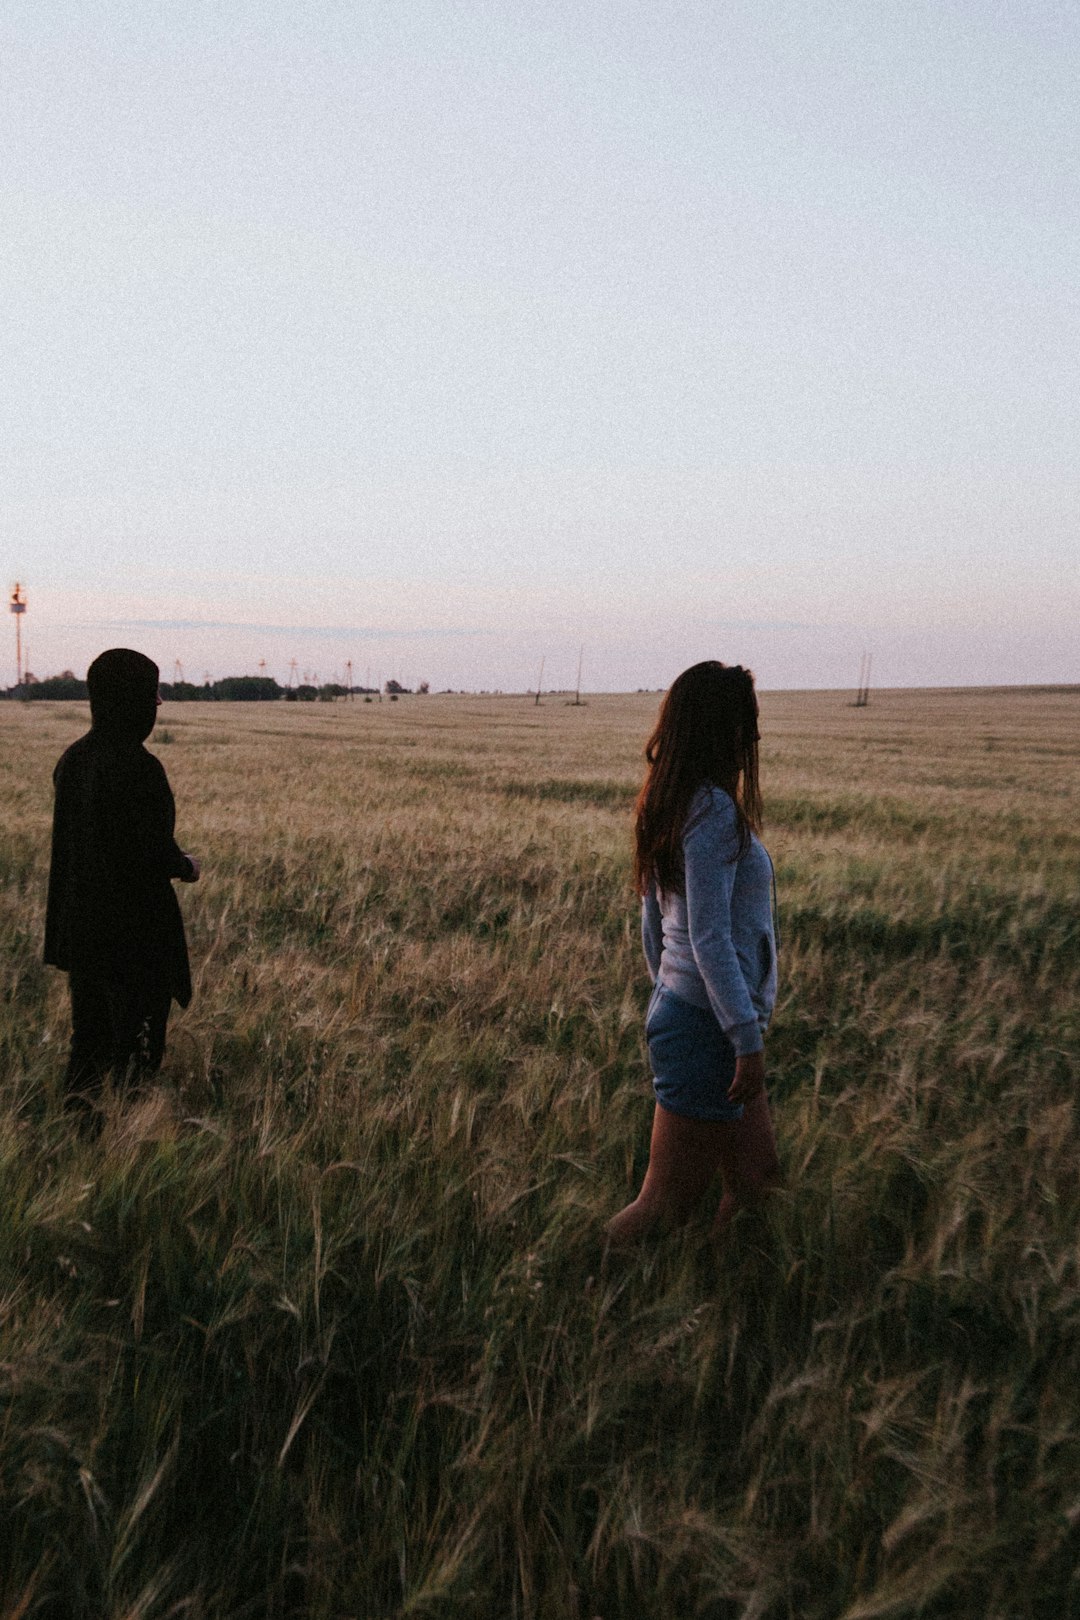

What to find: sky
left=3, top=0, right=1078, bottom=692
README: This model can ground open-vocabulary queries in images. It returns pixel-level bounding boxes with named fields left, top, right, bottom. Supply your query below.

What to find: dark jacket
left=45, top=730, right=194, bottom=1006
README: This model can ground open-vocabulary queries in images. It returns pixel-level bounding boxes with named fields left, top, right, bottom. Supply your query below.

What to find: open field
left=1, top=686, right=1078, bottom=1619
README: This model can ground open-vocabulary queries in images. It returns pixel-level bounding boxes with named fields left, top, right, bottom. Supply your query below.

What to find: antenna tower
left=345, top=659, right=353, bottom=699
left=288, top=659, right=298, bottom=688
left=173, top=659, right=184, bottom=685
left=534, top=654, right=545, bottom=706
left=9, top=583, right=27, bottom=686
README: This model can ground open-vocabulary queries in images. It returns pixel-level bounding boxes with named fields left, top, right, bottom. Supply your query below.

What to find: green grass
left=1, top=688, right=1078, bottom=1618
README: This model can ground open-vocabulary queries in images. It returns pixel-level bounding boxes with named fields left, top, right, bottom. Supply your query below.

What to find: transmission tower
left=8, top=583, right=27, bottom=686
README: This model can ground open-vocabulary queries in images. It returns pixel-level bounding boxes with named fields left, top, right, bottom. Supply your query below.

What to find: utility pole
left=853, top=652, right=872, bottom=708
left=571, top=645, right=585, bottom=705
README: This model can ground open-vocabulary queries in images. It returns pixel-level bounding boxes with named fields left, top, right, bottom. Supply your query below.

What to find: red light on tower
left=9, top=583, right=27, bottom=686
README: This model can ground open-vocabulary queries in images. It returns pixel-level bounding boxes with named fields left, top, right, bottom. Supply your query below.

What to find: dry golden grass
left=1, top=686, right=1078, bottom=1618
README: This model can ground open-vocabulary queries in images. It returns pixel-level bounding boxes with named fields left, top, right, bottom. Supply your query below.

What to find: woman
left=607, top=661, right=781, bottom=1244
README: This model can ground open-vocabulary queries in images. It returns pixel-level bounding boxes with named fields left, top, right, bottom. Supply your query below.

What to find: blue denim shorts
left=645, top=982, right=744, bottom=1123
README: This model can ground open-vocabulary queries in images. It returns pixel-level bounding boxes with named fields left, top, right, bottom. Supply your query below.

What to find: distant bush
left=211, top=676, right=282, bottom=702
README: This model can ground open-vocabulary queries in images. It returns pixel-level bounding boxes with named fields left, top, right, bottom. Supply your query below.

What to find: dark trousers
left=65, top=971, right=172, bottom=1100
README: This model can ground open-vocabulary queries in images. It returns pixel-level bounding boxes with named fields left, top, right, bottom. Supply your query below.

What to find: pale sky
left=3, top=0, right=1078, bottom=691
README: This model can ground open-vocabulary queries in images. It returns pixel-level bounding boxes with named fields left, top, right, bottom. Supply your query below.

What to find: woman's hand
left=728, top=1049, right=765, bottom=1105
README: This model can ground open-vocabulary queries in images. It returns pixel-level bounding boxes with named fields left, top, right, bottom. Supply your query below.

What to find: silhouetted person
left=44, top=648, right=200, bottom=1126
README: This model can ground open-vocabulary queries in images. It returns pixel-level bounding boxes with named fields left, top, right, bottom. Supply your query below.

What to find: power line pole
left=571, top=645, right=585, bottom=705
left=853, top=652, right=872, bottom=708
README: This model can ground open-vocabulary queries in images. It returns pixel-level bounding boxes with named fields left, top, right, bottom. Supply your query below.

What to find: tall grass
left=1, top=688, right=1078, bottom=1618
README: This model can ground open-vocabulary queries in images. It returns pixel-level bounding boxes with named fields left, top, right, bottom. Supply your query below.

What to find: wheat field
left=1, top=686, right=1078, bottom=1619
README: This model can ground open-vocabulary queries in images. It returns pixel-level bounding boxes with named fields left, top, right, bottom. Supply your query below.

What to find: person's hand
left=728, top=1048, right=765, bottom=1104
left=182, top=854, right=201, bottom=882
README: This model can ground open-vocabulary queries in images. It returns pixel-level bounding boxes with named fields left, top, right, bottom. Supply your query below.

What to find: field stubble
left=1, top=687, right=1078, bottom=1619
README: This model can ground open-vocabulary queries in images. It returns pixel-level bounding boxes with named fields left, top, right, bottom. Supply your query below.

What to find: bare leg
left=710, top=1091, right=782, bottom=1240
left=606, top=1103, right=728, bottom=1245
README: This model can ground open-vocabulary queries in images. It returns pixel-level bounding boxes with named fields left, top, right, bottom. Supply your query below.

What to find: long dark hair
left=633, top=661, right=762, bottom=896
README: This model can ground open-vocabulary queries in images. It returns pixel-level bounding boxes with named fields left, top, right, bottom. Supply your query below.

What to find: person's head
left=633, top=660, right=762, bottom=896
left=87, top=648, right=160, bottom=741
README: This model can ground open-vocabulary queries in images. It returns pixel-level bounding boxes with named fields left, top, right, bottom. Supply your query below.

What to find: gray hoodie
left=641, top=785, right=777, bottom=1056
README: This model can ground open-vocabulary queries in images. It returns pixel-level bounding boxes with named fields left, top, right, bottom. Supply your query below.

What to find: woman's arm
left=683, top=791, right=762, bottom=1056
left=642, top=884, right=662, bottom=981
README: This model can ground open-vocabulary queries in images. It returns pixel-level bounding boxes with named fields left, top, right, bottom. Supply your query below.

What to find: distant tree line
left=1, top=672, right=88, bottom=701
left=1, top=673, right=420, bottom=702
left=163, top=676, right=283, bottom=702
